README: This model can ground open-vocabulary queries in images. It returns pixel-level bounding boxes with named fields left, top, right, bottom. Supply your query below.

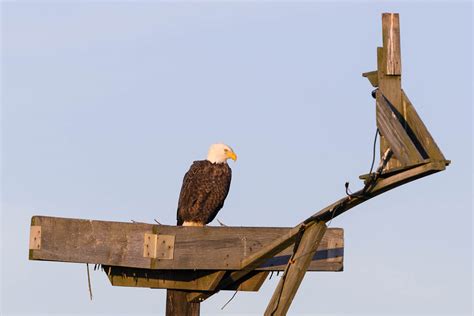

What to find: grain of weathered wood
left=376, top=91, right=424, bottom=165
left=30, top=216, right=152, bottom=268
left=401, top=90, right=446, bottom=161
left=265, top=222, right=327, bottom=316
left=382, top=13, right=401, bottom=75
left=29, top=216, right=343, bottom=271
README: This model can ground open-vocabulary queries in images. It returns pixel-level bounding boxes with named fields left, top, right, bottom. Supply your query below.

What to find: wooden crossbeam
left=29, top=216, right=344, bottom=272
left=104, top=266, right=269, bottom=292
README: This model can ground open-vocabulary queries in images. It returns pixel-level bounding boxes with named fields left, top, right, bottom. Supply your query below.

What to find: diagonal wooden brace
left=376, top=90, right=424, bottom=166
left=264, top=222, right=327, bottom=316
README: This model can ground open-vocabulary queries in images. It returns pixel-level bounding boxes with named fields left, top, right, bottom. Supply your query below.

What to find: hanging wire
left=369, top=128, right=380, bottom=175
left=221, top=290, right=238, bottom=310
left=345, top=128, right=380, bottom=199
left=86, top=263, right=93, bottom=301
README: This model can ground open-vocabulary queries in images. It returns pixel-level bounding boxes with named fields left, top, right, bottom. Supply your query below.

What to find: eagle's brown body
left=177, top=160, right=232, bottom=226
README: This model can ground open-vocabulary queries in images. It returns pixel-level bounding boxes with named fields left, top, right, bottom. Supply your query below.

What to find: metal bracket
left=143, top=233, right=175, bottom=260
left=29, top=226, right=41, bottom=250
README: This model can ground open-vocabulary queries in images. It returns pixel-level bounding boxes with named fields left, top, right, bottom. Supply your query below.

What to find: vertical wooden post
left=378, top=13, right=404, bottom=170
left=166, top=290, right=200, bottom=316
left=264, top=222, right=327, bottom=316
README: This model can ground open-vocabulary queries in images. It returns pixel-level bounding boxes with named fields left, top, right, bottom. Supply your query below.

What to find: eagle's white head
left=207, top=143, right=237, bottom=164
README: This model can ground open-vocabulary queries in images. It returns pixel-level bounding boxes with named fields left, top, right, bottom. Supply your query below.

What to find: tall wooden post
left=377, top=13, right=403, bottom=170
left=264, top=222, right=328, bottom=315
left=166, top=290, right=200, bottom=316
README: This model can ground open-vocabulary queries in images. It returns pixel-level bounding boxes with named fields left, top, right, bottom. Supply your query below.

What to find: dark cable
left=345, top=128, right=379, bottom=198
left=221, top=290, right=238, bottom=310
left=369, top=128, right=379, bottom=175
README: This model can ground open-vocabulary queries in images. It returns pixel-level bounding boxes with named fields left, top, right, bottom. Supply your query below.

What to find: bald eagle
left=177, top=143, right=237, bottom=226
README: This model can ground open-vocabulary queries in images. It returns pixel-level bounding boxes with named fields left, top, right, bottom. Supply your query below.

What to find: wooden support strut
left=265, top=222, right=327, bottom=316
left=167, top=290, right=200, bottom=316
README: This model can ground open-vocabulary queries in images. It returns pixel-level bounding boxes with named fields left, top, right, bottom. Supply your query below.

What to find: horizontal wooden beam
left=29, top=216, right=343, bottom=272
left=103, top=266, right=269, bottom=292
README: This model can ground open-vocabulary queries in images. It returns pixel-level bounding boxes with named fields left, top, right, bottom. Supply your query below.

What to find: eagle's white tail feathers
left=182, top=221, right=205, bottom=227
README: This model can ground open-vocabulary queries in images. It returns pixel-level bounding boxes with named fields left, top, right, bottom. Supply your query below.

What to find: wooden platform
left=29, top=216, right=343, bottom=272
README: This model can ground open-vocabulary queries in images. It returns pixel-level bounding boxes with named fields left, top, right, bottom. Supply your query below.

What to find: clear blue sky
left=1, top=1, right=472, bottom=315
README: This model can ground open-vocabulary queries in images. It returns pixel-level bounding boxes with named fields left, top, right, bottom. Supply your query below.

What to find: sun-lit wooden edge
left=382, top=13, right=401, bottom=75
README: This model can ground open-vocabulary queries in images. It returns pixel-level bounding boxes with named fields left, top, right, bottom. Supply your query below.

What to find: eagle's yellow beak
left=226, top=151, right=237, bottom=161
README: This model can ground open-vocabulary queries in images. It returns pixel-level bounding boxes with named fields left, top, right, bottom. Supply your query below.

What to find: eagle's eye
left=224, top=148, right=229, bottom=153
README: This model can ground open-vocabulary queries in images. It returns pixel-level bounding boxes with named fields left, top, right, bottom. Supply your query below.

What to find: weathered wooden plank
left=105, top=267, right=227, bottom=291
left=30, top=216, right=152, bottom=268
left=265, top=222, right=327, bottom=316
left=376, top=90, right=424, bottom=165
left=401, top=90, right=446, bottom=161
left=359, top=158, right=430, bottom=181
left=370, top=160, right=446, bottom=194
left=29, top=216, right=343, bottom=271
left=382, top=13, right=401, bottom=75
left=108, top=268, right=268, bottom=292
